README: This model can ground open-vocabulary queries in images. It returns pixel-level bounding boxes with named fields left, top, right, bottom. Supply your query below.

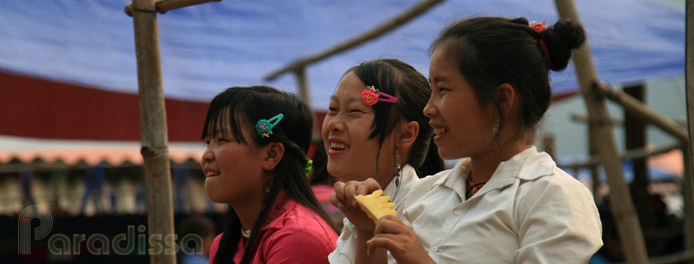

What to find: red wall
left=0, top=71, right=330, bottom=142
left=0, top=71, right=209, bottom=142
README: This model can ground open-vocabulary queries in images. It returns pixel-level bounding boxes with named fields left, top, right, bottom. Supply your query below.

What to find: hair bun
left=541, top=19, right=586, bottom=71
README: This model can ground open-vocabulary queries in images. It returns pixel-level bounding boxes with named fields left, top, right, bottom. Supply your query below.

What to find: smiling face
left=424, top=46, right=497, bottom=160
left=321, top=71, right=396, bottom=187
left=201, top=113, right=266, bottom=204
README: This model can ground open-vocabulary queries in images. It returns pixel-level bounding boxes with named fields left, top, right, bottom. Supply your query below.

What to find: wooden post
left=684, top=0, right=694, bottom=260
left=294, top=66, right=311, bottom=113
left=125, top=0, right=221, bottom=17
left=553, top=0, right=649, bottom=263
left=293, top=66, right=321, bottom=141
left=624, top=84, right=655, bottom=252
left=130, top=0, right=176, bottom=263
left=589, top=119, right=601, bottom=201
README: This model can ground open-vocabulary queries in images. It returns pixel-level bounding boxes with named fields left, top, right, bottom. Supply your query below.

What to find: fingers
left=356, top=178, right=381, bottom=197
left=366, top=234, right=401, bottom=256
left=368, top=215, right=410, bottom=254
left=374, top=215, right=407, bottom=235
left=338, top=178, right=381, bottom=207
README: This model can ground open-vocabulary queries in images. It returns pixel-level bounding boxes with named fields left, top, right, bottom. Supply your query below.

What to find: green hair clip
left=256, top=113, right=284, bottom=138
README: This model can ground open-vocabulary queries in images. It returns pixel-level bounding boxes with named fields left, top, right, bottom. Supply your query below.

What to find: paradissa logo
left=18, top=206, right=203, bottom=256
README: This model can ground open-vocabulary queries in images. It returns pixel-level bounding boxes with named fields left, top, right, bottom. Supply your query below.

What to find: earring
left=492, top=119, right=500, bottom=150
left=262, top=177, right=272, bottom=202
left=392, top=144, right=402, bottom=201
left=394, top=146, right=402, bottom=172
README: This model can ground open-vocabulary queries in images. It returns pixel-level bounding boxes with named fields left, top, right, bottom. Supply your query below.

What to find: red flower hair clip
left=362, top=86, right=397, bottom=106
left=529, top=21, right=547, bottom=32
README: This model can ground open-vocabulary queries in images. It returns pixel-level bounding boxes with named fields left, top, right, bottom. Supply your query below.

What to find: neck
left=230, top=195, right=265, bottom=232
left=469, top=138, right=527, bottom=183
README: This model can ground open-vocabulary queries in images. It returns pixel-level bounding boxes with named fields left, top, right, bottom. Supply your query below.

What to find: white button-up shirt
left=399, top=146, right=602, bottom=263
left=328, top=164, right=420, bottom=263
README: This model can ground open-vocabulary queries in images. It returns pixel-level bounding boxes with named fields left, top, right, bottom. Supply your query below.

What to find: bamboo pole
left=294, top=66, right=311, bottom=113
left=130, top=0, right=176, bottom=263
left=553, top=0, right=649, bottom=263
left=292, top=66, right=321, bottom=141
left=156, top=0, right=220, bottom=13
left=595, top=82, right=688, bottom=142
left=125, top=0, right=220, bottom=16
left=684, top=0, right=694, bottom=260
left=264, top=0, right=445, bottom=81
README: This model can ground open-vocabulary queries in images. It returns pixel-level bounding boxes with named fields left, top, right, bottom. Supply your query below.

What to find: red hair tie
left=539, top=39, right=550, bottom=69
left=530, top=21, right=551, bottom=70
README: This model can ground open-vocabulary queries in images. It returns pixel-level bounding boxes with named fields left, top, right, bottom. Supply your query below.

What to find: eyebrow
left=430, top=76, right=448, bottom=84
left=330, top=96, right=363, bottom=105
left=347, top=97, right=363, bottom=104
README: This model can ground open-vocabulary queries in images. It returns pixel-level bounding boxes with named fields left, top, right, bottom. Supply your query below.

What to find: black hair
left=431, top=17, right=586, bottom=142
left=309, top=139, right=336, bottom=186
left=201, top=86, right=338, bottom=264
left=347, top=59, right=444, bottom=177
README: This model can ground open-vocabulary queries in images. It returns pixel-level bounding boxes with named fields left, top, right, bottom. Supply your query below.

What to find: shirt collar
left=437, top=146, right=556, bottom=200
left=383, top=163, right=418, bottom=209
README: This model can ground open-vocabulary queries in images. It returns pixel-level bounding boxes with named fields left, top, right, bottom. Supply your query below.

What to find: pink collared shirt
left=209, top=191, right=337, bottom=264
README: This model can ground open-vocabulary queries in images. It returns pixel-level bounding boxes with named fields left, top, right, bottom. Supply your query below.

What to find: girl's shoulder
left=261, top=201, right=337, bottom=263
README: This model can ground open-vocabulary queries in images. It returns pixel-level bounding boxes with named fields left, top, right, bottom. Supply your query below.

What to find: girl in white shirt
left=333, top=17, right=603, bottom=263
left=323, top=59, right=444, bottom=263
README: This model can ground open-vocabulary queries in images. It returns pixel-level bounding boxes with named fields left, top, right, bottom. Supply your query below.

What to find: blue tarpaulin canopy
left=0, top=0, right=685, bottom=110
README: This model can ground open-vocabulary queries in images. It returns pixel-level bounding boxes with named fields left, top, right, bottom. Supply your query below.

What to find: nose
left=324, top=114, right=345, bottom=133
left=423, top=98, right=437, bottom=118
left=201, top=147, right=214, bottom=165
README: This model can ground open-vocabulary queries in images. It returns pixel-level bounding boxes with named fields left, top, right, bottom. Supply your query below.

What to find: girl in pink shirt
left=201, top=86, right=338, bottom=264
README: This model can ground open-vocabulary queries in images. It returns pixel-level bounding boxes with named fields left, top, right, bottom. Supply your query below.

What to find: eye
left=350, top=109, right=365, bottom=113
left=328, top=107, right=338, bottom=113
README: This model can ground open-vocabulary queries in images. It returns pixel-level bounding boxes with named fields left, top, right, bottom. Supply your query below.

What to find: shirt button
left=454, top=209, right=462, bottom=216
left=430, top=246, right=439, bottom=253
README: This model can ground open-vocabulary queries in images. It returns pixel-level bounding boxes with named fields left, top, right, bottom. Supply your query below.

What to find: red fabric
left=208, top=191, right=337, bottom=264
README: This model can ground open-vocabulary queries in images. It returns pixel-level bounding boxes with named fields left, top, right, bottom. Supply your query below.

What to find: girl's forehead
left=332, top=74, right=367, bottom=104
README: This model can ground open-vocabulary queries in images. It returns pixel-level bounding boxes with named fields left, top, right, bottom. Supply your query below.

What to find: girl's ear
left=399, top=120, right=420, bottom=150
left=497, top=83, right=515, bottom=114
left=262, top=142, right=285, bottom=171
